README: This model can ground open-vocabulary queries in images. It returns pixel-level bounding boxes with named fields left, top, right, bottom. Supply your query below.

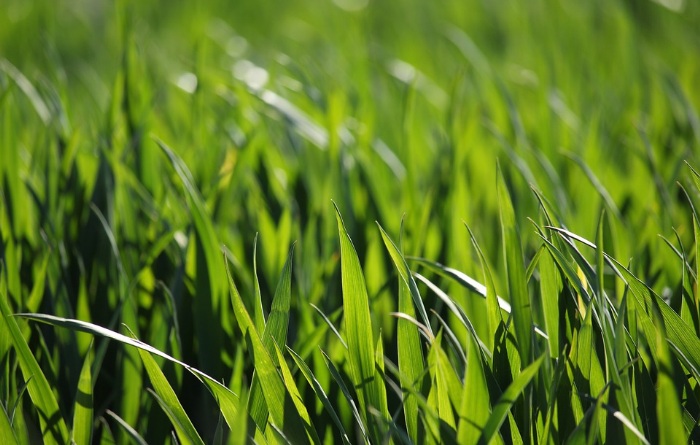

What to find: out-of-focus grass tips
left=1, top=0, right=700, bottom=443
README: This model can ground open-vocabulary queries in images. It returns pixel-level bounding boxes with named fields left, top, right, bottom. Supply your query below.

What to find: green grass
left=1, top=0, right=700, bottom=443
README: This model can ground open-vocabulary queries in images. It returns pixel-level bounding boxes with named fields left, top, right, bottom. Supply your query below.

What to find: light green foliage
left=1, top=0, right=700, bottom=443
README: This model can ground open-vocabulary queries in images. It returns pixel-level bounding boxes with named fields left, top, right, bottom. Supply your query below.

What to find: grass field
left=2, top=0, right=700, bottom=443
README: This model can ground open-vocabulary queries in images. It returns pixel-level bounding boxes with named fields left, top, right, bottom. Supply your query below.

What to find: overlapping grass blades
left=0, top=292, right=69, bottom=445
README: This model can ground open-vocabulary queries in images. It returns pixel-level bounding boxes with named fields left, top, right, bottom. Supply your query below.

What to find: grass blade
left=458, top=330, right=491, bottom=444
left=383, top=236, right=425, bottom=442
left=226, top=257, right=312, bottom=443
left=334, top=203, right=389, bottom=442
left=0, top=292, right=70, bottom=445
left=126, top=328, right=205, bottom=445
left=497, top=163, right=533, bottom=365
left=249, top=243, right=296, bottom=431
left=71, top=346, right=94, bottom=445
left=480, top=354, right=545, bottom=444
left=287, top=347, right=352, bottom=445
left=0, top=404, right=19, bottom=445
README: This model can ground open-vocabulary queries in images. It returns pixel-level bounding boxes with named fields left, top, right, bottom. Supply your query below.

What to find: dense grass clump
left=1, top=0, right=700, bottom=443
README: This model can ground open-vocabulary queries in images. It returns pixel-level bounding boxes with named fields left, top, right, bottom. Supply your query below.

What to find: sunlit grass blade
left=466, top=224, right=503, bottom=355
left=0, top=292, right=70, bottom=445
left=377, top=223, right=432, bottom=333
left=0, top=404, right=18, bottom=445
left=427, top=332, right=456, bottom=434
left=226, top=257, right=312, bottom=443
left=480, top=353, right=545, bottom=444
left=653, top=305, right=687, bottom=443
left=497, top=163, right=533, bottom=366
left=71, top=345, right=94, bottom=445
left=379, top=227, right=422, bottom=443
left=334, top=203, right=389, bottom=442
left=249, top=243, right=296, bottom=431
left=272, top=343, right=322, bottom=444
left=125, top=328, right=205, bottom=445
left=458, top=330, right=492, bottom=444
left=14, top=313, right=241, bottom=428
left=409, top=257, right=550, bottom=339
left=548, top=226, right=700, bottom=382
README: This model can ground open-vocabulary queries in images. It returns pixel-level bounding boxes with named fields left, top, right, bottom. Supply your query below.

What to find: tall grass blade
left=334, top=204, right=389, bottom=442
left=105, top=410, right=148, bottom=445
left=249, top=244, right=296, bottom=431
left=226, top=258, right=312, bottom=443
left=377, top=226, right=425, bottom=442
left=497, top=164, right=533, bottom=365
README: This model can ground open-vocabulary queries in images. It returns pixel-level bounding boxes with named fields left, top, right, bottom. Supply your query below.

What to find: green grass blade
left=104, top=410, right=148, bottom=445
left=287, top=347, right=352, bottom=445
left=378, top=223, right=433, bottom=333
left=157, top=138, right=226, bottom=375
left=14, top=313, right=240, bottom=430
left=428, top=332, right=456, bottom=432
left=272, top=343, right=321, bottom=444
left=127, top=328, right=205, bottom=445
left=466, top=224, right=504, bottom=356
left=320, top=349, right=370, bottom=443
left=549, top=226, right=700, bottom=382
left=226, top=258, right=311, bottom=443
left=0, top=292, right=70, bottom=445
left=71, top=346, right=94, bottom=445
left=249, top=243, right=296, bottom=431
left=479, top=354, right=545, bottom=444
left=653, top=306, right=687, bottom=444
left=396, top=252, right=425, bottom=442
left=0, top=404, right=19, bottom=445
left=334, top=204, right=389, bottom=441
left=457, top=330, right=491, bottom=444
left=497, top=163, right=533, bottom=365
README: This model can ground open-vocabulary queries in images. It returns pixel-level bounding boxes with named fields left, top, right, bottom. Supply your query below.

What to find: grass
left=1, top=0, right=700, bottom=443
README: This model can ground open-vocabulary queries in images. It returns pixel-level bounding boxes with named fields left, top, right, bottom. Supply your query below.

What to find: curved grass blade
left=14, top=313, right=240, bottom=430
left=146, top=387, right=203, bottom=445
left=547, top=226, right=700, bottom=383
left=319, top=348, right=369, bottom=444
left=105, top=410, right=148, bottom=445
left=125, top=328, right=205, bottom=445
left=71, top=346, right=94, bottom=445
left=466, top=224, right=504, bottom=355
left=479, top=354, right=545, bottom=444
left=287, top=347, right=352, bottom=445
left=334, top=203, right=389, bottom=442
left=0, top=293, right=70, bottom=445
